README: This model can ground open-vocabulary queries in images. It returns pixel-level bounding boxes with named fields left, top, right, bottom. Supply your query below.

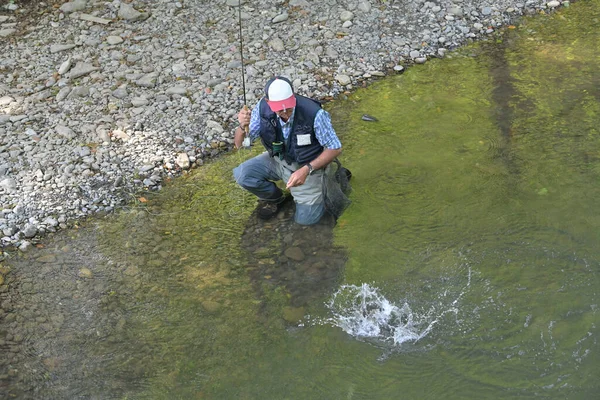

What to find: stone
left=272, top=13, right=289, bottom=23
left=118, top=3, right=151, bottom=22
left=358, top=1, right=372, bottom=13
left=78, top=268, right=93, bottom=279
left=22, top=224, right=38, bottom=238
left=50, top=44, right=76, bottom=53
left=0, top=29, right=16, bottom=38
left=201, top=300, right=221, bottom=313
left=56, top=125, right=76, bottom=139
left=106, top=36, right=124, bottom=45
left=284, top=247, right=305, bottom=261
left=60, top=0, right=87, bottom=13
left=68, top=62, right=97, bottom=79
left=0, top=177, right=17, bottom=191
left=176, top=153, right=190, bottom=169
left=136, top=73, right=159, bottom=88
left=340, top=11, right=354, bottom=22
left=18, top=241, right=32, bottom=252
left=335, top=74, right=351, bottom=85
left=282, top=306, right=305, bottom=323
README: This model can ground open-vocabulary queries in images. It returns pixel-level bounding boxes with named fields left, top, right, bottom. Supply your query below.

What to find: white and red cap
left=265, top=77, right=296, bottom=112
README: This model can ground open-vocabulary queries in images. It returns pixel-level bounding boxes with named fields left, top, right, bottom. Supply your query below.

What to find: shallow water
left=1, top=1, right=600, bottom=398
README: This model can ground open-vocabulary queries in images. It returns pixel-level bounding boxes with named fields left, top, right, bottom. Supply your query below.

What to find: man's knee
left=233, top=164, right=243, bottom=185
left=233, top=163, right=252, bottom=189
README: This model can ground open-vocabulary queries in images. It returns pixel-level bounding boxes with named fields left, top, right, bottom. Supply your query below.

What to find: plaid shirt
left=247, top=100, right=342, bottom=150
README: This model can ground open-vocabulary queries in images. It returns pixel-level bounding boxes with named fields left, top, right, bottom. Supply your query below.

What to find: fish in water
left=361, top=114, right=378, bottom=122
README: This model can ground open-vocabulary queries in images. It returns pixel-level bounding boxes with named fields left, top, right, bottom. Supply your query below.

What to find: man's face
left=274, top=107, right=294, bottom=121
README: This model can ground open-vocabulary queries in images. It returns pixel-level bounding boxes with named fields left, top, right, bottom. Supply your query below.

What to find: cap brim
left=268, top=95, right=296, bottom=112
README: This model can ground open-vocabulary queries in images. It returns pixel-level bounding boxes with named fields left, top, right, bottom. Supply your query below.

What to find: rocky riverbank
left=0, top=0, right=566, bottom=249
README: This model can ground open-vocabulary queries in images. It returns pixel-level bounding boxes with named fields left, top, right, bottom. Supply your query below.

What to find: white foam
left=322, top=268, right=472, bottom=346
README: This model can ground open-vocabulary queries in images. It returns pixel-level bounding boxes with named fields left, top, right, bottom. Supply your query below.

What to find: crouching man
left=233, top=76, right=343, bottom=225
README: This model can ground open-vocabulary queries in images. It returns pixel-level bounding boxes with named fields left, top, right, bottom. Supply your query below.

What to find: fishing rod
left=238, top=0, right=251, bottom=148
left=238, top=0, right=247, bottom=106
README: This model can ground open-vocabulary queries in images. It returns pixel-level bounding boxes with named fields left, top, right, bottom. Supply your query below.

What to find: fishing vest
left=258, top=95, right=323, bottom=165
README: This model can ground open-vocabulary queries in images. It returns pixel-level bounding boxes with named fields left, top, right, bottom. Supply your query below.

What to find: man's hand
left=238, top=106, right=251, bottom=129
left=235, top=106, right=251, bottom=149
left=286, top=165, right=310, bottom=189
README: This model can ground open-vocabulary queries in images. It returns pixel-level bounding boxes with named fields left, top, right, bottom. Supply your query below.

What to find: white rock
left=340, top=11, right=354, bottom=22
left=68, top=62, right=97, bottom=79
left=0, top=29, right=16, bottom=38
left=106, top=36, right=124, bottom=45
left=272, top=13, right=289, bottom=23
left=58, top=58, right=72, bottom=75
left=357, top=1, right=372, bottom=13
left=0, top=96, right=14, bottom=106
left=176, top=153, right=190, bottom=169
left=335, top=74, right=351, bottom=85
left=60, top=0, right=87, bottom=13
left=55, top=125, right=76, bottom=139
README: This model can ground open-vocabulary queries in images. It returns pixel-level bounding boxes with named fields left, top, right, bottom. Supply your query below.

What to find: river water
left=1, top=1, right=599, bottom=398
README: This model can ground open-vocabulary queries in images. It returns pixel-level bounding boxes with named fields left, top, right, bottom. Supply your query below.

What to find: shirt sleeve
left=248, top=101, right=262, bottom=141
left=314, top=109, right=342, bottom=150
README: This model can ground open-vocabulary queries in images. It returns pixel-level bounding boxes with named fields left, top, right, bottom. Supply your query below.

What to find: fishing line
left=237, top=0, right=247, bottom=106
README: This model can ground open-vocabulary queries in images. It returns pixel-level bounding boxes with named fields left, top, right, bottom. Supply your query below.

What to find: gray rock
left=357, top=1, right=372, bottom=12
left=60, top=0, right=87, bottom=13
left=0, top=96, right=14, bottom=106
left=112, top=87, right=128, bottom=99
left=166, top=86, right=187, bottom=95
left=118, top=3, right=151, bottom=22
left=56, top=87, right=72, bottom=102
left=50, top=44, right=76, bottom=53
left=3, top=225, right=17, bottom=236
left=58, top=58, right=72, bottom=75
left=19, top=240, right=32, bottom=252
left=335, top=74, right=351, bottom=85
left=269, top=38, right=285, bottom=51
left=0, top=29, right=16, bottom=38
left=136, top=73, right=159, bottom=88
left=106, top=36, right=124, bottom=45
left=176, top=153, right=190, bottom=169
left=340, top=11, right=354, bottom=22
left=22, top=224, right=38, bottom=238
left=68, top=62, right=97, bottom=79
left=0, top=177, right=17, bottom=191
left=272, top=13, right=289, bottom=23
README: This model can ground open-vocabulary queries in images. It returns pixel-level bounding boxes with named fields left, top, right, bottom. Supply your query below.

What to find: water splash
left=322, top=269, right=472, bottom=346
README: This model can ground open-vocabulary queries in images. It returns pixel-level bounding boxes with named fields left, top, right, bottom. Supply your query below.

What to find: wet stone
left=282, top=306, right=305, bottom=323
left=201, top=300, right=221, bottom=313
left=78, top=268, right=93, bottom=279
left=284, top=247, right=305, bottom=261
left=37, top=254, right=57, bottom=263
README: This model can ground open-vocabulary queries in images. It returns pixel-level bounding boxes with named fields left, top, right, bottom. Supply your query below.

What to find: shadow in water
left=240, top=201, right=347, bottom=310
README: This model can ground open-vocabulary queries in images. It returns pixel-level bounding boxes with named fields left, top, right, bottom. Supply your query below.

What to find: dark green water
left=1, top=1, right=599, bottom=399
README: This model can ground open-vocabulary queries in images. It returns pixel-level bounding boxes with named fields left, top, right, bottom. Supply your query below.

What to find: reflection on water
left=2, top=1, right=600, bottom=398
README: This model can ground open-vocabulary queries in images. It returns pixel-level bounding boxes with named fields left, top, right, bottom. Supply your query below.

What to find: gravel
left=0, top=0, right=568, bottom=246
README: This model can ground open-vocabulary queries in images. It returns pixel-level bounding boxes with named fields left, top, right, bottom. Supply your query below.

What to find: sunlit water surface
left=1, top=2, right=599, bottom=399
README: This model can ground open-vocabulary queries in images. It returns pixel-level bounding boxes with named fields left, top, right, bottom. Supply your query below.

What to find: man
left=233, top=76, right=343, bottom=225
